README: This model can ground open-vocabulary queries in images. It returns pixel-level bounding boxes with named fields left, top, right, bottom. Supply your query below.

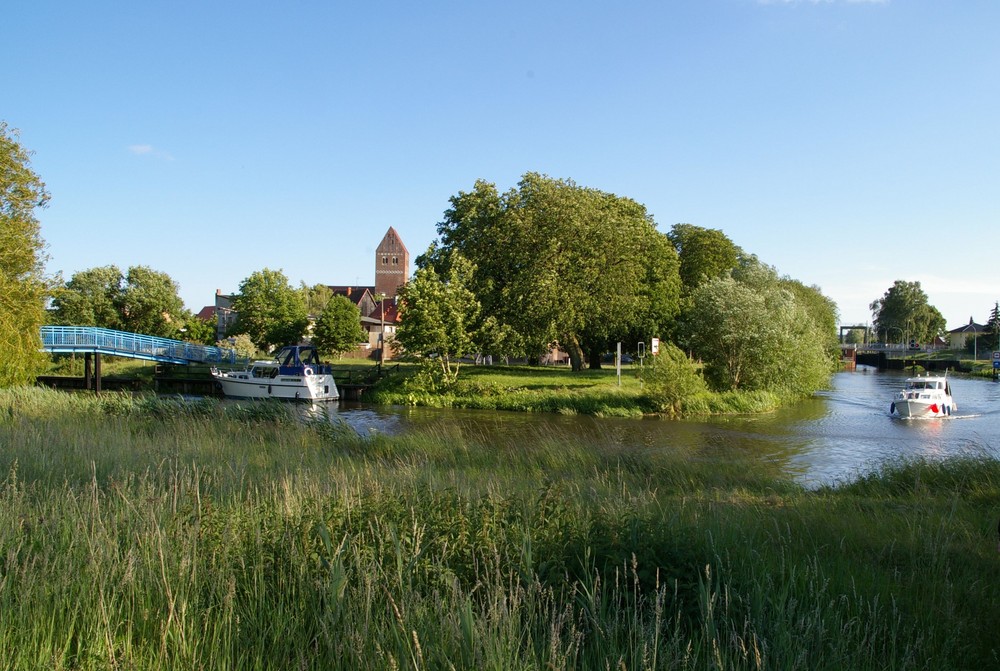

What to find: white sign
left=651, top=337, right=660, bottom=355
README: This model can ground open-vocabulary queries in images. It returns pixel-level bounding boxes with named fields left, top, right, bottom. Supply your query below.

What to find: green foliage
left=684, top=259, right=833, bottom=394
left=667, top=223, right=741, bottom=293
left=50, top=264, right=185, bottom=337
left=50, top=265, right=124, bottom=328
left=179, top=314, right=217, bottom=345
left=312, top=295, right=365, bottom=357
left=870, top=280, right=946, bottom=344
left=0, top=123, right=49, bottom=387
left=427, top=173, right=681, bottom=370
left=640, top=343, right=707, bottom=417
left=300, top=282, right=334, bottom=316
left=229, top=268, right=309, bottom=350
left=396, top=251, right=480, bottom=382
left=217, top=333, right=257, bottom=360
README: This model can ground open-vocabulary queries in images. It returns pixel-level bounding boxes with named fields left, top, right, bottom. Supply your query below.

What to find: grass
left=366, top=362, right=791, bottom=418
left=1, top=386, right=999, bottom=669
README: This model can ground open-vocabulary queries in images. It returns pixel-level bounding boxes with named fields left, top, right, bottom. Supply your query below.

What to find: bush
left=640, top=344, right=707, bottom=417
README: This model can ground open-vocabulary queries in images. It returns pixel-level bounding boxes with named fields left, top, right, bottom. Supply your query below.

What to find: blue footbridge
left=40, top=326, right=244, bottom=393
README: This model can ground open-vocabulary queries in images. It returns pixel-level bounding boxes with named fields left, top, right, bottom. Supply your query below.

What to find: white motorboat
left=890, top=373, right=955, bottom=418
left=211, top=345, right=339, bottom=401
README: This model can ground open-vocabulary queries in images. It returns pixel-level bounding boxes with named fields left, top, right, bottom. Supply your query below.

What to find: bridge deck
left=41, top=326, right=240, bottom=365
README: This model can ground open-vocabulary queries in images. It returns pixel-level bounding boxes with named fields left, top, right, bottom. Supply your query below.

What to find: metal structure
left=41, top=326, right=239, bottom=365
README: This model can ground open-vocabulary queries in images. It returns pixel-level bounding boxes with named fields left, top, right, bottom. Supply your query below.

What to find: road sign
left=651, top=337, right=660, bottom=355
left=994, top=351, right=1000, bottom=360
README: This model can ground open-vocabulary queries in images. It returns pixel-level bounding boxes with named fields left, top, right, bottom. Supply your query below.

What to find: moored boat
left=211, top=345, right=339, bottom=401
left=890, top=373, right=955, bottom=418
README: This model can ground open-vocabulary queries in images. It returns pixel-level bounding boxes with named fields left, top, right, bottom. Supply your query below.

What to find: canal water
left=314, top=368, right=1000, bottom=488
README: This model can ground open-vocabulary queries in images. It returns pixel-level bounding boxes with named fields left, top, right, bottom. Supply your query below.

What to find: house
left=947, top=317, right=989, bottom=351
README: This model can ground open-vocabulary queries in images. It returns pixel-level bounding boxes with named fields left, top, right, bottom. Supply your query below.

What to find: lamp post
left=374, top=292, right=386, bottom=370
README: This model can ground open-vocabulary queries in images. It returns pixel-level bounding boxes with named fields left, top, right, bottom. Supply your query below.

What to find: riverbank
left=365, top=362, right=790, bottom=418
left=1, top=386, right=998, bottom=669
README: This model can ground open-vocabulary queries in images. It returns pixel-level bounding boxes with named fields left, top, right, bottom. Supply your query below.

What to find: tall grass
left=1, top=387, right=998, bottom=669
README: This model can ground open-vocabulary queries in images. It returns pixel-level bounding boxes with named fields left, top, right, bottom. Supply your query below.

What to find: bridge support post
left=83, top=353, right=102, bottom=393
left=94, top=353, right=102, bottom=394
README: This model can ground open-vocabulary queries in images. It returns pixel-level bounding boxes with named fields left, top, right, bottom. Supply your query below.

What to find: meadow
left=1, top=387, right=998, bottom=669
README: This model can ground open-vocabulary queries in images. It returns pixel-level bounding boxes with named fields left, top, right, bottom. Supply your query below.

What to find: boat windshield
left=906, top=380, right=943, bottom=390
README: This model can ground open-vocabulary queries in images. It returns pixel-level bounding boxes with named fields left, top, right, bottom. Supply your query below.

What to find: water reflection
left=297, top=370, right=999, bottom=488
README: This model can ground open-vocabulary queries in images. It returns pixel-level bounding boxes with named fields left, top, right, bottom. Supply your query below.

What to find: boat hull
left=212, top=372, right=339, bottom=401
left=891, top=399, right=954, bottom=418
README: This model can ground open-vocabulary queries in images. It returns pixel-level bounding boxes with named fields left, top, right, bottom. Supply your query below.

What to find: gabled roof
left=948, top=318, right=989, bottom=334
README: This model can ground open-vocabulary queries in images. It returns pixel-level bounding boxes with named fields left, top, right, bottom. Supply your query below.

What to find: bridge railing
left=41, top=326, right=239, bottom=365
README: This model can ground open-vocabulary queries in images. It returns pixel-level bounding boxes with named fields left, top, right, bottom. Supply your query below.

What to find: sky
left=6, top=0, right=999, bottom=330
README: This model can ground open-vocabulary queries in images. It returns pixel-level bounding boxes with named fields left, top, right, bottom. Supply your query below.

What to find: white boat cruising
left=890, top=373, right=955, bottom=418
left=211, top=345, right=339, bottom=401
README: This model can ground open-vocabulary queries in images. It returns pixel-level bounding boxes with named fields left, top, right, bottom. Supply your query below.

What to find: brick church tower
left=374, top=227, right=409, bottom=298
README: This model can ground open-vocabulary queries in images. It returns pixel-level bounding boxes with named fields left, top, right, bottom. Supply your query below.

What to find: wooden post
left=84, top=353, right=93, bottom=390
left=94, top=353, right=102, bottom=394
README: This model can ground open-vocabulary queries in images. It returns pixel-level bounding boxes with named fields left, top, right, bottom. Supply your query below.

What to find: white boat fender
left=304, top=367, right=313, bottom=376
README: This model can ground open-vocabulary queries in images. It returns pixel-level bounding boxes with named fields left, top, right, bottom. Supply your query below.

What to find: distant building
left=374, top=226, right=409, bottom=299
left=947, top=317, right=989, bottom=351
left=208, top=228, right=409, bottom=359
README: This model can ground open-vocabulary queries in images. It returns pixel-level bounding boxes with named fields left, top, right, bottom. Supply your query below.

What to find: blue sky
left=6, top=0, right=999, bottom=329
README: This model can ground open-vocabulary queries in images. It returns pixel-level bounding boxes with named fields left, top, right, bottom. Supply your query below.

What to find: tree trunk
left=565, top=335, right=585, bottom=372
left=587, top=346, right=603, bottom=370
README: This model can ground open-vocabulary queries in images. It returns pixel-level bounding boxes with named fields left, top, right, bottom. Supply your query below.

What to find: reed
left=1, top=387, right=997, bottom=669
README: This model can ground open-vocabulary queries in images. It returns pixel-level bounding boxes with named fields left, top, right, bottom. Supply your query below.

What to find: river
left=314, top=368, right=1000, bottom=488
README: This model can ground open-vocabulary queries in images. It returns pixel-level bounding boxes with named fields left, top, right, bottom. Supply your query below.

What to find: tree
left=118, top=266, right=184, bottom=337
left=218, top=334, right=256, bottom=361
left=425, top=173, right=681, bottom=371
left=300, top=282, right=334, bottom=316
left=667, top=223, right=741, bottom=293
left=312, top=295, right=365, bottom=358
left=229, top=269, right=309, bottom=351
left=179, top=314, right=217, bottom=345
left=684, top=259, right=832, bottom=394
left=395, top=251, right=480, bottom=382
left=50, top=264, right=185, bottom=337
left=869, top=280, right=946, bottom=345
left=986, top=302, right=1000, bottom=352
left=50, top=265, right=124, bottom=329
left=0, top=122, right=49, bottom=386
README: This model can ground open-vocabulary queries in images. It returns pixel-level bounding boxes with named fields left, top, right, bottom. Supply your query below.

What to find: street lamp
left=374, top=292, right=386, bottom=369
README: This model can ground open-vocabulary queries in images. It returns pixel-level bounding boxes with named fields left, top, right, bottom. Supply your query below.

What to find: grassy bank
left=1, top=387, right=998, bottom=669
left=366, top=362, right=789, bottom=418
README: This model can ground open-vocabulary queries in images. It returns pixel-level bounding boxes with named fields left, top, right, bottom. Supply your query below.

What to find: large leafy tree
left=667, top=223, right=741, bottom=294
left=684, top=259, right=832, bottom=394
left=51, top=265, right=124, bottom=329
left=312, top=295, right=365, bottom=358
left=229, top=268, right=308, bottom=350
left=118, top=266, right=184, bottom=337
left=425, top=173, right=681, bottom=371
left=0, top=122, right=49, bottom=386
left=50, top=264, right=185, bottom=337
left=869, top=280, right=946, bottom=345
left=396, top=251, right=480, bottom=382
